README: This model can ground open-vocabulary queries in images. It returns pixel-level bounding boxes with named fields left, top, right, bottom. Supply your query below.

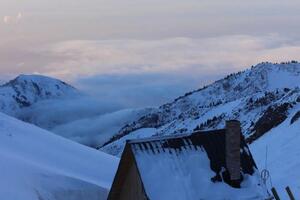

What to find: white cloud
left=1, top=34, right=300, bottom=82
left=3, top=12, right=23, bottom=24
left=30, top=34, right=296, bottom=79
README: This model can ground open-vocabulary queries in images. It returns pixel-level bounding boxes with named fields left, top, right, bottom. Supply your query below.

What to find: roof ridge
left=127, top=128, right=226, bottom=144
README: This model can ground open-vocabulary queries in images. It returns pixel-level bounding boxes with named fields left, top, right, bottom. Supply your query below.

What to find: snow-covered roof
left=130, top=129, right=257, bottom=177
left=109, top=129, right=267, bottom=200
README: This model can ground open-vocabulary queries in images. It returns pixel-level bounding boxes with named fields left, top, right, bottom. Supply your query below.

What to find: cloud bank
left=40, top=35, right=295, bottom=77
left=75, top=73, right=217, bottom=108
left=17, top=97, right=123, bottom=129
left=15, top=94, right=153, bottom=147
left=1, top=34, right=299, bottom=78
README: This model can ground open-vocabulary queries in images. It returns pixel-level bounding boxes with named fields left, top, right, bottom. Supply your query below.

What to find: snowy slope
left=251, top=107, right=300, bottom=199
left=0, top=112, right=118, bottom=200
left=101, top=62, right=300, bottom=155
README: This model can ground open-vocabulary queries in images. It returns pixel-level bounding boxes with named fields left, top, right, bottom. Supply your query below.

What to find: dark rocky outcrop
left=247, top=103, right=293, bottom=143
left=291, top=111, right=300, bottom=124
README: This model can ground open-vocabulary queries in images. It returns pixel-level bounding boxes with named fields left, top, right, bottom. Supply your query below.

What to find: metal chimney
left=225, top=120, right=241, bottom=181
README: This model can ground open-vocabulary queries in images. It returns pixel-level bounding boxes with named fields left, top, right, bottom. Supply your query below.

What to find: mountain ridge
left=100, top=61, right=300, bottom=155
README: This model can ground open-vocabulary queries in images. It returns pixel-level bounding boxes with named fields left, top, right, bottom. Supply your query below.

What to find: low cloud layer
left=75, top=73, right=218, bottom=108
left=15, top=94, right=152, bottom=147
left=38, top=35, right=300, bottom=78
left=17, top=97, right=123, bottom=129
left=1, top=34, right=300, bottom=79
left=52, top=108, right=150, bottom=147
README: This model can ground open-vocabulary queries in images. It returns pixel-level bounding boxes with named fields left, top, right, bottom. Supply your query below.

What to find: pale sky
left=1, top=0, right=300, bottom=106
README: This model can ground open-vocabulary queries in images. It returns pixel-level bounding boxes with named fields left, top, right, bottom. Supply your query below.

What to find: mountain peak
left=5, top=74, right=73, bottom=89
left=0, top=74, right=79, bottom=115
left=252, top=61, right=300, bottom=71
left=15, top=74, right=58, bottom=81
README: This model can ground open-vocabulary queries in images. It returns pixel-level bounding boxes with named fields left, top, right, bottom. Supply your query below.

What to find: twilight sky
left=1, top=0, right=300, bottom=107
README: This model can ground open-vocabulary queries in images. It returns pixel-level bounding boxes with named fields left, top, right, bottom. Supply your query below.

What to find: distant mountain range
left=1, top=62, right=300, bottom=154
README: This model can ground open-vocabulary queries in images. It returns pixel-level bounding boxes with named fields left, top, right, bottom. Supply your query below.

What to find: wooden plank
left=271, top=187, right=281, bottom=200
left=285, top=186, right=295, bottom=200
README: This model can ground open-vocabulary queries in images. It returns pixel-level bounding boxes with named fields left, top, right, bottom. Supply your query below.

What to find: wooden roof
left=107, top=143, right=149, bottom=200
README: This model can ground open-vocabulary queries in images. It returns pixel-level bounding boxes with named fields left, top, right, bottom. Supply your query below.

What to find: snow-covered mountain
left=0, top=112, right=118, bottom=200
left=0, top=74, right=152, bottom=148
left=101, top=62, right=300, bottom=155
left=0, top=74, right=79, bottom=116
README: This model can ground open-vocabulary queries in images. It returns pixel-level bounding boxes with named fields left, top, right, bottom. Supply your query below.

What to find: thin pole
left=265, top=146, right=268, bottom=169
left=285, top=186, right=295, bottom=200
left=271, top=187, right=281, bottom=200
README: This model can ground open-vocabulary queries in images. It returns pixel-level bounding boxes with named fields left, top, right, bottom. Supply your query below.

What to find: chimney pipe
left=225, top=120, right=241, bottom=181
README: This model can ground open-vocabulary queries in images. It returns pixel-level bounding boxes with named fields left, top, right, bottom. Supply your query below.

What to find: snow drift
left=0, top=112, right=118, bottom=200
